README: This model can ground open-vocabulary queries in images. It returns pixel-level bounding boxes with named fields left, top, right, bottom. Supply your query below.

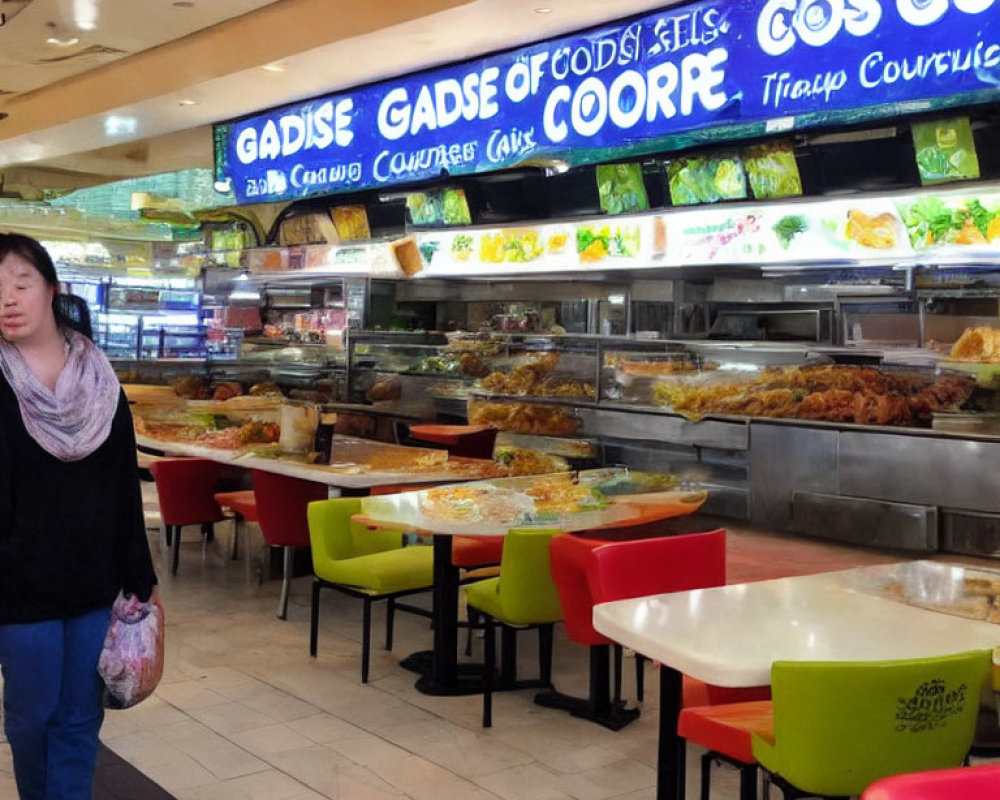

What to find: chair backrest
left=492, top=528, right=563, bottom=625
left=587, top=528, right=727, bottom=604
left=759, top=650, right=992, bottom=797
left=252, top=470, right=328, bottom=548
left=548, top=534, right=608, bottom=645
left=862, top=763, right=1000, bottom=800
left=149, top=457, right=227, bottom=526
left=307, top=496, right=403, bottom=564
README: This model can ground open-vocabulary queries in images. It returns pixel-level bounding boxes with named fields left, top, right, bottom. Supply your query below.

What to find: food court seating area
left=87, top=476, right=1000, bottom=800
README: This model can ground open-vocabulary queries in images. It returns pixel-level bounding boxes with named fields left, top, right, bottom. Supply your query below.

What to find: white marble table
left=135, top=433, right=487, bottom=492
left=592, top=560, right=1000, bottom=800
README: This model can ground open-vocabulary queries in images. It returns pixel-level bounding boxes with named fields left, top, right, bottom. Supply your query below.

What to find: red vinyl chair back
left=549, top=534, right=612, bottom=646
left=587, top=529, right=727, bottom=606
left=862, top=763, right=1000, bottom=800
left=150, top=458, right=227, bottom=527
left=252, top=469, right=328, bottom=548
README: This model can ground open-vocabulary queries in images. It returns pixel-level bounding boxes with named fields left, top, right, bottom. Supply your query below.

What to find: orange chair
left=213, top=489, right=258, bottom=560
left=678, top=700, right=774, bottom=800
left=861, top=763, right=1000, bottom=800
left=149, top=458, right=228, bottom=576
left=251, top=470, right=329, bottom=620
left=407, top=424, right=498, bottom=459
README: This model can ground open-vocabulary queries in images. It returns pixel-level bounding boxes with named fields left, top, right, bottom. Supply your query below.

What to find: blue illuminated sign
left=215, top=0, right=1000, bottom=204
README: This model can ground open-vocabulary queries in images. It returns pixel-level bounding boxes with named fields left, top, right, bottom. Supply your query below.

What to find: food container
left=278, top=402, right=320, bottom=454
left=931, top=411, right=1000, bottom=435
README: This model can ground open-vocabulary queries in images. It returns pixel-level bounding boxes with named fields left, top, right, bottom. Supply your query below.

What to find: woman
left=0, top=233, right=157, bottom=800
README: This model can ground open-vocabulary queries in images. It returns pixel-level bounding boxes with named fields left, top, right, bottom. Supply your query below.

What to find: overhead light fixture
left=46, top=35, right=80, bottom=46
left=178, top=99, right=198, bottom=106
left=534, top=7, right=553, bottom=13
left=73, top=0, right=98, bottom=30
left=262, top=63, right=286, bottom=73
left=104, top=115, right=137, bottom=137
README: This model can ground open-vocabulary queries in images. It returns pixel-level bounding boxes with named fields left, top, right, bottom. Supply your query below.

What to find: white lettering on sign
left=649, top=6, right=728, bottom=56
left=895, top=0, right=996, bottom=27
left=371, top=141, right=478, bottom=182
left=762, top=69, right=848, bottom=108
left=859, top=41, right=1000, bottom=87
left=550, top=23, right=643, bottom=80
left=757, top=0, right=882, bottom=57
left=377, top=69, right=501, bottom=140
left=486, top=126, right=537, bottom=164
left=757, top=0, right=998, bottom=56
left=235, top=99, right=353, bottom=165
left=543, top=47, right=728, bottom=143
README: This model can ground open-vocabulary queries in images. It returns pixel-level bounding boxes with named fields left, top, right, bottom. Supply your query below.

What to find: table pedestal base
left=533, top=689, right=640, bottom=731
left=402, top=650, right=486, bottom=696
left=402, top=649, right=551, bottom=697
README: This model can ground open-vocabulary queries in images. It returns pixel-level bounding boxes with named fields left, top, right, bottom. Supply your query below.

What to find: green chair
left=307, top=497, right=434, bottom=683
left=751, top=650, right=992, bottom=799
left=465, top=528, right=563, bottom=728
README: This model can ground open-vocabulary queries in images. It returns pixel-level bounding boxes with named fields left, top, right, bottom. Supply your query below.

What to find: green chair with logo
left=751, top=650, right=992, bottom=799
left=464, top=527, right=563, bottom=727
left=307, top=496, right=434, bottom=683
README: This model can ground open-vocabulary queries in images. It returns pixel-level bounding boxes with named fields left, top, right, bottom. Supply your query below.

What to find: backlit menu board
left=216, top=0, right=1000, bottom=204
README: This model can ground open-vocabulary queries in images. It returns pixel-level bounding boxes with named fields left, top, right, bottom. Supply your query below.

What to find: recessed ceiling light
left=46, top=36, right=80, bottom=46
left=262, top=63, right=286, bottom=73
left=534, top=7, right=553, bottom=13
left=178, top=99, right=198, bottom=106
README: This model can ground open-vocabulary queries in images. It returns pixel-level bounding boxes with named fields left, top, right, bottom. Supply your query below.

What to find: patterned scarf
left=0, top=330, right=120, bottom=461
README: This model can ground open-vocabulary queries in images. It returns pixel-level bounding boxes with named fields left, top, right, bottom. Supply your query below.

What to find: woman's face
left=0, top=252, right=56, bottom=344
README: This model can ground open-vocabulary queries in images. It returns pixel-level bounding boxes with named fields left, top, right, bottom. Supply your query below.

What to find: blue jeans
left=0, top=607, right=110, bottom=800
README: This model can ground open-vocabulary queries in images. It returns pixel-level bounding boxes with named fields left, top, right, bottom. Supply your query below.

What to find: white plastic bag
left=97, top=591, right=164, bottom=709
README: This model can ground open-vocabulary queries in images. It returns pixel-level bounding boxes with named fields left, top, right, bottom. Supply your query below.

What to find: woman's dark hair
left=0, top=232, right=94, bottom=340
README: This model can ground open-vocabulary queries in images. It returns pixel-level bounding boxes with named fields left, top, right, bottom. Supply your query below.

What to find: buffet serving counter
left=124, top=331, right=1000, bottom=557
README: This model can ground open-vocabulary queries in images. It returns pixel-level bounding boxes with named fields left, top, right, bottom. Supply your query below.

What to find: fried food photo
left=846, top=208, right=898, bottom=249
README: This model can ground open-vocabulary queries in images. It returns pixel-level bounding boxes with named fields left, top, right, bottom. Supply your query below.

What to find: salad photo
left=897, top=193, right=1000, bottom=249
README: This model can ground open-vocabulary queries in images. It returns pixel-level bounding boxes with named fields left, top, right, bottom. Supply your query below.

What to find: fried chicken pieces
left=656, top=365, right=974, bottom=427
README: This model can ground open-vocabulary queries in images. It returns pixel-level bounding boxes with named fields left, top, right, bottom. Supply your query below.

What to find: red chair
left=586, top=530, right=771, bottom=796
left=862, top=763, right=1000, bottom=800
left=213, top=489, right=258, bottom=560
left=540, top=526, right=726, bottom=729
left=251, top=470, right=328, bottom=620
left=150, top=458, right=228, bottom=576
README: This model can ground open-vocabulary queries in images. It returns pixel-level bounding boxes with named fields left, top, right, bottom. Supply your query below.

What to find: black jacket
left=0, top=377, right=157, bottom=624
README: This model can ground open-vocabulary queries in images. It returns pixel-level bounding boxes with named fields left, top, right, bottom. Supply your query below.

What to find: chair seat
left=683, top=676, right=772, bottom=707
left=678, top=700, right=775, bottom=763
left=452, top=535, right=504, bottom=567
left=466, top=575, right=562, bottom=625
left=214, top=489, right=259, bottom=522
left=314, top=545, right=434, bottom=595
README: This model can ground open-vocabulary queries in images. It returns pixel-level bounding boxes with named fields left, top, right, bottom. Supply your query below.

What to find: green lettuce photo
left=912, top=117, right=980, bottom=185
left=666, top=154, right=747, bottom=206
left=597, top=162, right=649, bottom=215
left=743, top=141, right=803, bottom=199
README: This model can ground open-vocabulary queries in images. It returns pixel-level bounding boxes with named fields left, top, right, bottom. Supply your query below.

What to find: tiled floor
left=0, top=491, right=995, bottom=800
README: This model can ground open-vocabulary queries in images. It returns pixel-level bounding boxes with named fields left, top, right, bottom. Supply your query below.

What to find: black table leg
left=533, top=644, right=640, bottom=730
left=403, top=534, right=485, bottom=696
left=658, top=665, right=684, bottom=800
